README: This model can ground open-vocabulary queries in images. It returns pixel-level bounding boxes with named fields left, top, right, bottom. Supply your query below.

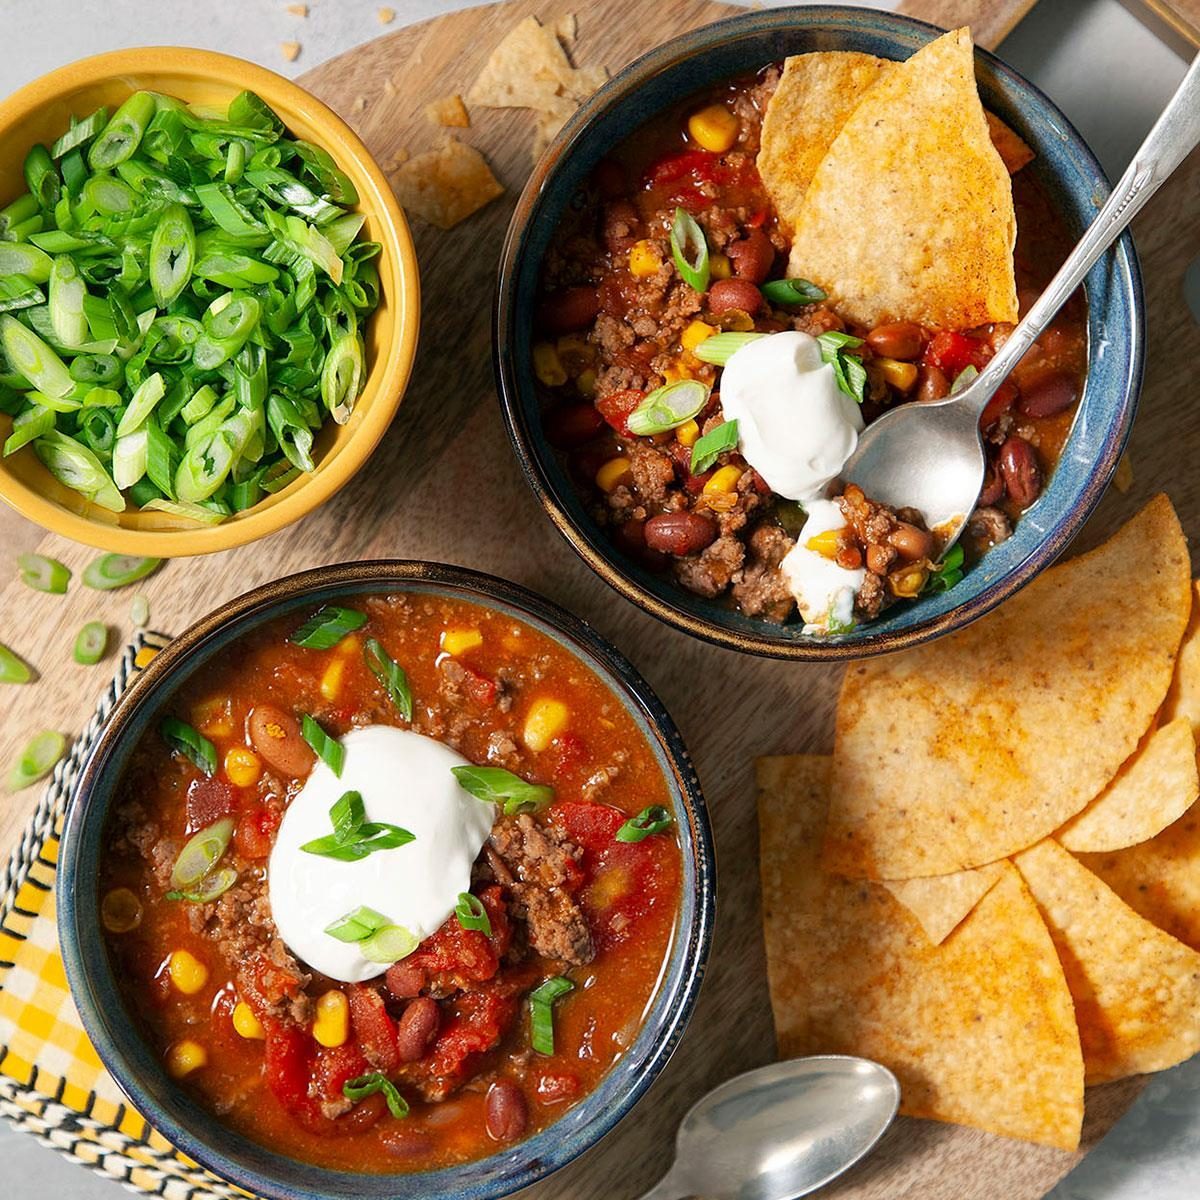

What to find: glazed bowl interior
left=495, top=5, right=1143, bottom=660
left=0, top=48, right=419, bottom=557
left=57, top=562, right=714, bottom=1200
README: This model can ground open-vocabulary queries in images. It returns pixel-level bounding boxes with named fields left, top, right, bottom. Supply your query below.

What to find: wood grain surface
left=0, top=1, right=1196, bottom=1197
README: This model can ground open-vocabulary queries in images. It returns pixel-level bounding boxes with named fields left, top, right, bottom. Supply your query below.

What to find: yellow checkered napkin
left=0, top=634, right=247, bottom=1199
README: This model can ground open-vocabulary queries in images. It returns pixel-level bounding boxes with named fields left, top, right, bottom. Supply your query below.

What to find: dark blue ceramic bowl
left=495, top=5, right=1144, bottom=660
left=57, top=562, right=714, bottom=1200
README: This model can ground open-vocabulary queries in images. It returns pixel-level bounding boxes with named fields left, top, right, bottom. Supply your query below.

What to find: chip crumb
left=351, top=95, right=368, bottom=116
left=377, top=6, right=395, bottom=22
left=1114, top=452, right=1134, bottom=493
left=383, top=77, right=398, bottom=97
left=425, top=94, right=471, bottom=129
left=386, top=148, right=410, bottom=171
left=555, top=13, right=578, bottom=44
left=391, top=138, right=504, bottom=229
left=280, top=41, right=301, bottom=62
left=285, top=3, right=308, bottom=16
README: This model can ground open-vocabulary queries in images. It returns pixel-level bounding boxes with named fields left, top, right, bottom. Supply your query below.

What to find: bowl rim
left=0, top=46, right=420, bottom=558
left=56, top=560, right=716, bottom=1200
left=493, top=4, right=1145, bottom=661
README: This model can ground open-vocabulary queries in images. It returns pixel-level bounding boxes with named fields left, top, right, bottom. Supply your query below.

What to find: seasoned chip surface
left=391, top=139, right=504, bottom=229
left=882, top=862, right=1004, bottom=945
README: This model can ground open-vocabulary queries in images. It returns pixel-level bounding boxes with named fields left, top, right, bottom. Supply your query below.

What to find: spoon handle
left=963, top=51, right=1200, bottom=414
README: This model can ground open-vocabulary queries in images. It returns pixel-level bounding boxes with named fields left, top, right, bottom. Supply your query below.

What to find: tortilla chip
left=1014, top=839, right=1200, bottom=1084
left=1077, top=796, right=1200, bottom=952
left=985, top=110, right=1034, bottom=173
left=786, top=28, right=1017, bottom=329
left=758, top=755, right=1083, bottom=1149
left=467, top=15, right=603, bottom=112
left=1163, top=580, right=1200, bottom=733
left=883, top=862, right=1005, bottom=945
left=425, top=94, right=470, bottom=128
left=390, top=139, right=504, bottom=230
left=1058, top=717, right=1198, bottom=852
left=825, top=496, right=1192, bottom=879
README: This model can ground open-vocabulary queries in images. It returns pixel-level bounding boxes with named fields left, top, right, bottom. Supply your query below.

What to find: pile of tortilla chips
left=758, top=29, right=1022, bottom=329
left=759, top=495, right=1200, bottom=1151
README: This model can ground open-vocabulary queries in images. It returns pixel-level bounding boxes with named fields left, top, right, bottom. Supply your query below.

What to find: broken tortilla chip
left=425, top=94, right=470, bottom=129
left=1014, top=839, right=1200, bottom=1084
left=786, top=28, right=1018, bottom=329
left=390, top=139, right=504, bottom=229
left=1163, top=580, right=1200, bottom=734
left=882, top=862, right=1005, bottom=945
left=757, top=755, right=1083, bottom=1149
left=1057, top=717, right=1198, bottom=852
left=825, top=495, right=1192, bottom=880
left=467, top=15, right=603, bottom=111
left=985, top=110, right=1035, bottom=173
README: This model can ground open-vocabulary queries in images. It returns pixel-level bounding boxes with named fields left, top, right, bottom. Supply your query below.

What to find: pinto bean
left=916, top=365, right=949, bottom=403
left=395, top=997, right=439, bottom=1063
left=644, top=512, right=717, bottom=557
left=865, top=543, right=894, bottom=576
left=1018, top=368, right=1079, bottom=419
left=707, top=278, right=762, bottom=315
left=999, top=435, right=1043, bottom=509
left=536, top=286, right=599, bottom=334
left=247, top=705, right=314, bottom=777
left=888, top=522, right=934, bottom=562
left=865, top=321, right=924, bottom=361
left=486, top=1080, right=528, bottom=1142
left=727, top=230, right=774, bottom=283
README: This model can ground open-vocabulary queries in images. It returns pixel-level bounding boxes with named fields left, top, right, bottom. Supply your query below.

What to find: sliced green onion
left=1, top=313, right=73, bottom=397
left=692, top=331, right=767, bottom=366
left=116, top=371, right=166, bottom=436
left=343, top=1072, right=409, bottom=1119
left=23, top=145, right=60, bottom=210
left=82, top=553, right=162, bottom=590
left=35, top=431, right=125, bottom=512
left=51, top=108, right=109, bottom=159
left=451, top=765, right=554, bottom=816
left=149, top=203, right=195, bottom=307
left=817, top=331, right=868, bottom=405
left=88, top=91, right=157, bottom=170
left=321, top=333, right=364, bottom=424
left=0, top=275, right=46, bottom=313
left=331, top=788, right=366, bottom=843
left=359, top=924, right=419, bottom=966
left=49, top=254, right=89, bottom=348
left=0, top=241, right=53, bottom=283
left=130, top=594, right=150, bottom=626
left=6, top=730, right=66, bottom=792
left=529, top=976, right=574, bottom=1055
left=616, top=804, right=673, bottom=843
left=73, top=620, right=108, bottom=665
left=951, top=365, right=979, bottom=395
left=456, top=892, right=492, bottom=935
left=169, top=817, right=235, bottom=888
left=627, top=379, right=710, bottom=437
left=113, top=428, right=149, bottom=490
left=670, top=207, right=709, bottom=293
left=142, top=497, right=227, bottom=526
left=164, top=865, right=237, bottom=903
left=17, top=552, right=70, bottom=594
left=762, top=278, right=827, bottom=307
left=0, top=644, right=34, bottom=685
left=301, top=788, right=415, bottom=861
left=690, top=419, right=739, bottom=475
left=301, top=713, right=344, bottom=777
left=70, top=353, right=122, bottom=386
left=290, top=604, right=367, bottom=649
left=3, top=406, right=55, bottom=456
left=363, top=637, right=413, bottom=721
left=160, top=716, right=217, bottom=776
left=0, top=194, right=39, bottom=238
left=325, top=905, right=390, bottom=943
left=267, top=392, right=315, bottom=473
left=925, top=542, right=967, bottom=594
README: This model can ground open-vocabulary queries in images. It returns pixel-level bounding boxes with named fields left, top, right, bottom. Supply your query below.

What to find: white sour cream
left=268, top=725, right=494, bottom=983
left=780, top=499, right=866, bottom=634
left=719, top=330, right=864, bottom=503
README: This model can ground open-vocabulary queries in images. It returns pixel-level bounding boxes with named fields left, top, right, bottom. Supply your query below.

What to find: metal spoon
left=841, top=52, right=1200, bottom=546
left=638, top=1056, right=900, bottom=1200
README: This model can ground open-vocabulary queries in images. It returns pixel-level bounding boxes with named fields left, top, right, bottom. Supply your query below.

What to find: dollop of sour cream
left=779, top=499, right=866, bottom=634
left=719, top=330, right=864, bottom=503
left=268, top=725, right=494, bottom=983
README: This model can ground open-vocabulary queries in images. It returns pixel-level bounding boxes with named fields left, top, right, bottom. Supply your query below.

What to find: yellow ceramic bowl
left=0, top=48, right=419, bottom=556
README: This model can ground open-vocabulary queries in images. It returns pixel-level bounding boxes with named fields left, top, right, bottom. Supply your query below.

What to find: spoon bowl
left=642, top=1057, right=901, bottom=1200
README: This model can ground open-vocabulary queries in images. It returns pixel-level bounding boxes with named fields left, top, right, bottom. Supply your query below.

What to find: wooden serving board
left=0, top=2, right=1197, bottom=1196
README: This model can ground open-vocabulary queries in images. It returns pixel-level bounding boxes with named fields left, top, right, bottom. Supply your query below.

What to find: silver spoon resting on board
left=636, top=1056, right=900, bottom=1200
left=841, top=52, right=1200, bottom=549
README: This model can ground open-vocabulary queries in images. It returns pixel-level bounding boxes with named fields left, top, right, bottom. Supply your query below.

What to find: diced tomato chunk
left=425, top=986, right=519, bottom=1093
left=646, top=150, right=717, bottom=187
left=923, top=330, right=988, bottom=376
left=246, top=951, right=304, bottom=1007
left=235, top=803, right=281, bottom=860
left=405, top=886, right=510, bottom=991
left=596, top=388, right=644, bottom=437
left=312, top=1042, right=369, bottom=1106
left=185, top=778, right=236, bottom=833
left=347, top=984, right=400, bottom=1072
left=461, top=666, right=499, bottom=708
left=551, top=732, right=588, bottom=780
left=263, top=1022, right=312, bottom=1112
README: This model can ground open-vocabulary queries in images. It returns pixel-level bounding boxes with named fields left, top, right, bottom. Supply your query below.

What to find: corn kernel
left=232, top=1001, right=265, bottom=1040
left=661, top=360, right=695, bottom=383
left=576, top=367, right=597, bottom=398
left=704, top=464, right=743, bottom=494
left=224, top=746, right=262, bottom=788
left=168, top=949, right=209, bottom=996
left=805, top=529, right=842, bottom=560
left=533, top=341, right=567, bottom=387
left=595, top=456, right=632, bottom=493
left=688, top=104, right=739, bottom=153
left=709, top=253, right=732, bottom=280
left=339, top=633, right=362, bottom=656
left=193, top=696, right=233, bottom=738
left=101, top=887, right=142, bottom=934
left=675, top=418, right=700, bottom=448
left=313, top=989, right=350, bottom=1048
left=320, top=657, right=345, bottom=701
left=878, top=357, right=919, bottom=391
left=889, top=565, right=928, bottom=599
left=441, top=628, right=483, bottom=656
left=167, top=1039, right=207, bottom=1079
left=628, top=239, right=662, bottom=278
left=523, top=698, right=570, bottom=752
left=681, top=320, right=716, bottom=352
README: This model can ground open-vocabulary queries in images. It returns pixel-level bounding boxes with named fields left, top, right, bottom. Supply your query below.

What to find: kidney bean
left=536, top=286, right=599, bottom=334
left=727, top=230, right=775, bottom=283
left=385, top=961, right=426, bottom=1000
left=338, top=1091, right=386, bottom=1135
left=979, top=460, right=1005, bottom=506
left=980, top=379, right=1018, bottom=430
left=613, top=518, right=669, bottom=570
left=644, top=512, right=717, bottom=556
left=545, top=403, right=604, bottom=449
left=865, top=321, right=924, bottom=361
left=485, top=1079, right=528, bottom=1142
left=889, top=522, right=933, bottom=562
left=1018, top=368, right=1079, bottom=419
left=999, top=435, right=1043, bottom=508
left=395, top=997, right=439, bottom=1063
left=380, top=1126, right=436, bottom=1159
left=247, top=705, right=314, bottom=778
left=916, top=365, right=949, bottom=403
left=707, top=278, right=762, bottom=316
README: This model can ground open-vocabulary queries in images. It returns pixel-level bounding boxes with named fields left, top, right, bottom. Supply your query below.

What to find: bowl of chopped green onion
left=0, top=47, right=419, bottom=555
